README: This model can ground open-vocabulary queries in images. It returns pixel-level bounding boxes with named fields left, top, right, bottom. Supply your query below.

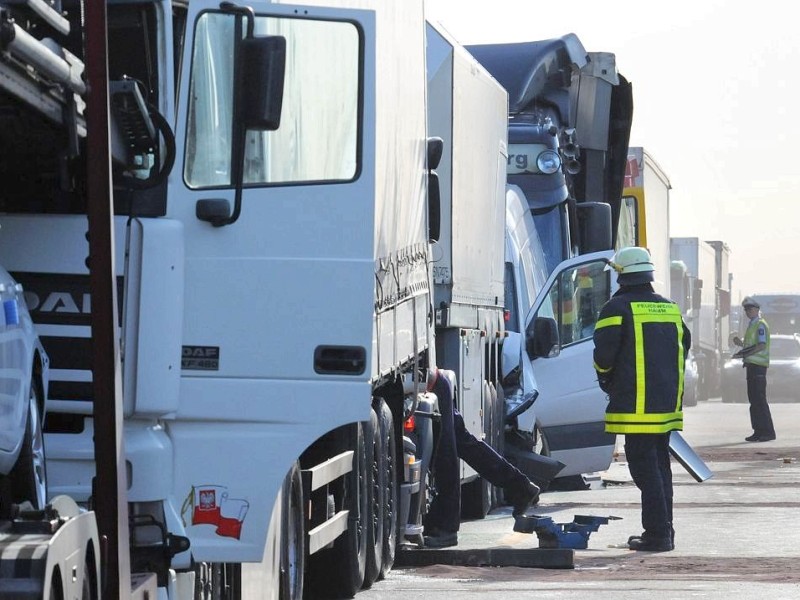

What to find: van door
left=522, top=251, right=617, bottom=477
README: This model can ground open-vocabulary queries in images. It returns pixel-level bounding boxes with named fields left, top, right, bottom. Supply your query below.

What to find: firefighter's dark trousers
left=746, top=364, right=775, bottom=438
left=426, top=372, right=529, bottom=533
left=625, top=432, right=673, bottom=540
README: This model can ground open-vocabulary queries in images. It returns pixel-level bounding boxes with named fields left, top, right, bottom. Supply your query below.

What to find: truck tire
left=307, top=423, right=367, bottom=598
left=376, top=399, right=398, bottom=580
left=11, top=376, right=47, bottom=508
left=280, top=463, right=305, bottom=600
left=363, top=408, right=384, bottom=589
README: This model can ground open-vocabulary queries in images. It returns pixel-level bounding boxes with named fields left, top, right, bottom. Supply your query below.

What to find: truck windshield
left=185, top=12, right=360, bottom=188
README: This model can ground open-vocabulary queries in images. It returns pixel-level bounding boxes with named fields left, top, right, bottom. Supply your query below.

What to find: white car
left=0, top=266, right=49, bottom=509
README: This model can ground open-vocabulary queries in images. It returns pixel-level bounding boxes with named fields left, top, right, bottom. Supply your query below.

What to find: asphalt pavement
left=358, top=399, right=800, bottom=600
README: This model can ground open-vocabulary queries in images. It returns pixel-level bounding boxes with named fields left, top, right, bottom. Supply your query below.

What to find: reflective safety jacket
left=742, top=316, right=770, bottom=367
left=593, top=284, right=691, bottom=434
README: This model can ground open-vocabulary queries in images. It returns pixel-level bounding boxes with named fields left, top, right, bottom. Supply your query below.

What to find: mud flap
left=669, top=431, right=713, bottom=482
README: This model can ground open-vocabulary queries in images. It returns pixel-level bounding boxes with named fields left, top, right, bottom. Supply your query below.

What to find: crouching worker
left=423, top=368, right=541, bottom=549
left=593, top=247, right=691, bottom=552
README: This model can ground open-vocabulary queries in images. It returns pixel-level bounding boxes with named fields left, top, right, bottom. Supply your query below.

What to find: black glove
left=597, top=373, right=613, bottom=393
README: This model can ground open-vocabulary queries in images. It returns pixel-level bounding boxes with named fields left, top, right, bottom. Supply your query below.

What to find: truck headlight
left=537, top=150, right=561, bottom=174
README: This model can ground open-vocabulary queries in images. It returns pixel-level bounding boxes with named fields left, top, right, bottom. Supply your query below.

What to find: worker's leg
left=425, top=371, right=461, bottom=535
left=746, top=365, right=775, bottom=438
left=453, top=408, right=529, bottom=491
left=625, top=434, right=671, bottom=540
left=654, top=432, right=674, bottom=541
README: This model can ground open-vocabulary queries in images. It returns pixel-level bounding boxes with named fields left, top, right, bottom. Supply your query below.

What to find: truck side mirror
left=240, top=35, right=286, bottom=131
left=526, top=316, right=560, bottom=359
left=576, top=202, right=612, bottom=253
left=692, top=279, right=703, bottom=311
left=427, top=137, right=443, bottom=242
left=719, top=289, right=731, bottom=318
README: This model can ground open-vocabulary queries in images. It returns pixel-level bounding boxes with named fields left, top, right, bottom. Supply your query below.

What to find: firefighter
left=732, top=297, right=776, bottom=442
left=593, top=247, right=691, bottom=552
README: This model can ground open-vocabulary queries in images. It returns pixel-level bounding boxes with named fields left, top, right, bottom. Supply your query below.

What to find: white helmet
left=607, top=246, right=654, bottom=284
left=741, top=296, right=760, bottom=309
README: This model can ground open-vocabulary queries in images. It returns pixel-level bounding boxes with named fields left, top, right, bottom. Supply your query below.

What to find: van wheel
left=11, top=377, right=47, bottom=509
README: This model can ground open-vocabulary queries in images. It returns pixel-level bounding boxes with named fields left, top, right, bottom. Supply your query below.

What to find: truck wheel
left=280, top=463, right=305, bottom=600
left=11, top=376, right=47, bottom=509
left=363, top=408, right=384, bottom=589
left=307, top=423, right=367, bottom=598
left=377, top=399, right=398, bottom=579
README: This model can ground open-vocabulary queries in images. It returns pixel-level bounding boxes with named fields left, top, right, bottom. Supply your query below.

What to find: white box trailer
left=425, top=21, right=508, bottom=515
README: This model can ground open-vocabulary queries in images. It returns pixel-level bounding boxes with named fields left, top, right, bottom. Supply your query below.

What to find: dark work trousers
left=746, top=364, right=775, bottom=437
left=425, top=373, right=529, bottom=533
left=624, top=433, right=673, bottom=540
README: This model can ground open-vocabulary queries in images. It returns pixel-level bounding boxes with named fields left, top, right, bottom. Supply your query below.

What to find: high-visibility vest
left=743, top=317, right=770, bottom=367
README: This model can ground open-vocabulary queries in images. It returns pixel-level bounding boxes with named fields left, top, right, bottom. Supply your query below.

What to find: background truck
left=670, top=238, right=733, bottom=400
left=0, top=0, right=521, bottom=597
left=739, top=293, right=800, bottom=335
left=467, top=35, right=633, bottom=272
left=619, top=147, right=671, bottom=297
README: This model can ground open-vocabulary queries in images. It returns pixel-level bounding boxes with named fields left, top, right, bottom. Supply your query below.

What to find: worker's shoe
left=628, top=527, right=674, bottom=546
left=746, top=433, right=776, bottom=442
left=628, top=536, right=673, bottom=552
left=423, top=528, right=458, bottom=549
left=509, top=481, right=541, bottom=517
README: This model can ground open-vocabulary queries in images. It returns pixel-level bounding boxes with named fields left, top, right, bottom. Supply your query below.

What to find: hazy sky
left=426, top=0, right=800, bottom=299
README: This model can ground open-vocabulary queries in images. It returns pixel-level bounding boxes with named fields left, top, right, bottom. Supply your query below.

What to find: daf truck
left=0, top=0, right=525, bottom=597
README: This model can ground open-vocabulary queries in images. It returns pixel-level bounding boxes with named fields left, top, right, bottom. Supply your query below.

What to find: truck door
left=172, top=3, right=378, bottom=412
left=522, top=251, right=617, bottom=477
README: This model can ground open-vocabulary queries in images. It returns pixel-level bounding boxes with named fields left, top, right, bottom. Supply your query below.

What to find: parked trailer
left=670, top=237, right=732, bottom=400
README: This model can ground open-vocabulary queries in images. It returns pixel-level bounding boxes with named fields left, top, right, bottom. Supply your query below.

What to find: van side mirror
left=526, top=316, right=560, bottom=359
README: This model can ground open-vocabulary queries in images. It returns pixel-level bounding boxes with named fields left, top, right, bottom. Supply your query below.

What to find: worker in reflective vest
left=593, top=247, right=691, bottom=552
left=733, top=296, right=775, bottom=442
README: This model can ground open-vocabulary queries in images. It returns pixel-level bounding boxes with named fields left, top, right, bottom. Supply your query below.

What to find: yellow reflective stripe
left=634, top=319, right=646, bottom=413
left=594, top=362, right=612, bottom=373
left=605, top=421, right=683, bottom=434
left=595, top=316, right=622, bottom=330
left=606, top=411, right=683, bottom=423
left=606, top=409, right=683, bottom=434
